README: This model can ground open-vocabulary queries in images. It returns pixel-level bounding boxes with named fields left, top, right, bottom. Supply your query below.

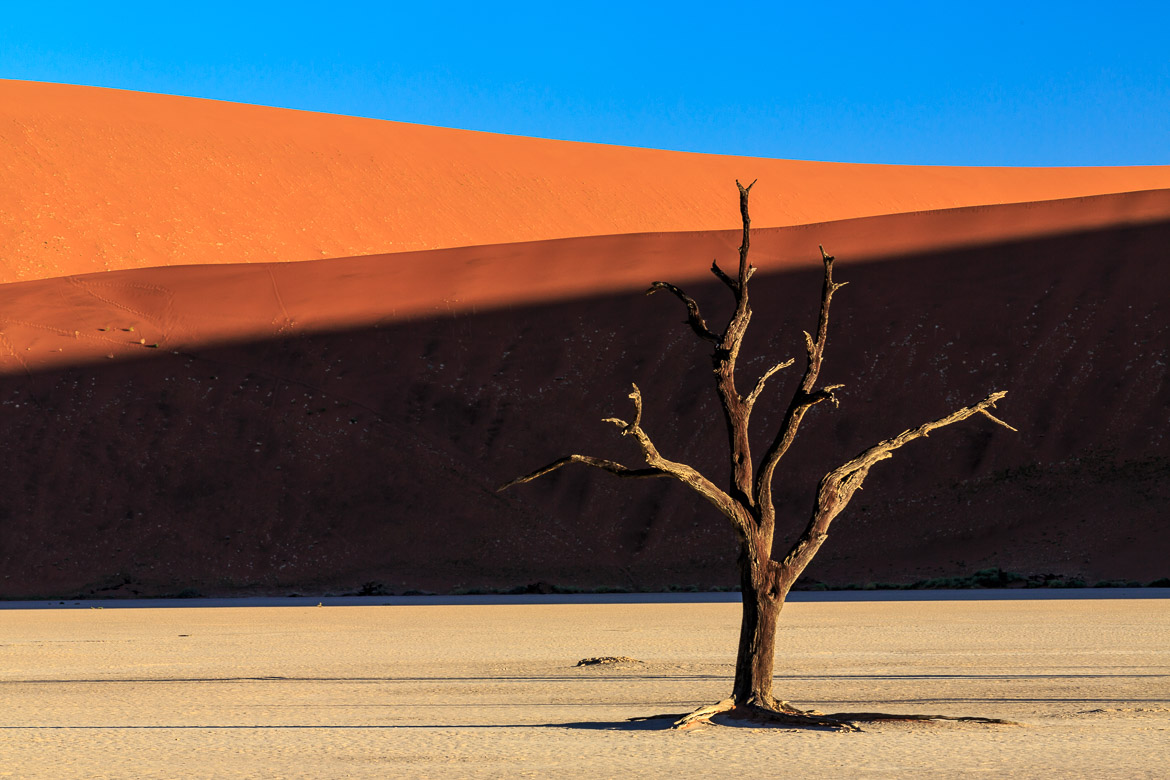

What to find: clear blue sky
left=2, top=1, right=1167, bottom=166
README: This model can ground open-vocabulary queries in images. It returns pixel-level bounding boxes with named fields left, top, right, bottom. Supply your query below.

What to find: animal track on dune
left=66, top=276, right=174, bottom=335
left=0, top=329, right=30, bottom=373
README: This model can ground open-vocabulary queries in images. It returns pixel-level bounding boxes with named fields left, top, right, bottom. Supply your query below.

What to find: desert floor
left=2, top=596, right=1167, bottom=779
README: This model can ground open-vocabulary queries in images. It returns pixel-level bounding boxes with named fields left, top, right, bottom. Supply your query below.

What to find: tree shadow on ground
left=549, top=716, right=677, bottom=731
left=551, top=706, right=1023, bottom=732
left=550, top=712, right=850, bottom=732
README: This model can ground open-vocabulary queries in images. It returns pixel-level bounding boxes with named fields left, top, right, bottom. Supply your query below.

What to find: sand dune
left=0, top=190, right=1166, bottom=597
left=2, top=81, right=1167, bottom=598
left=1, top=189, right=1167, bottom=377
left=4, top=79, right=1170, bottom=283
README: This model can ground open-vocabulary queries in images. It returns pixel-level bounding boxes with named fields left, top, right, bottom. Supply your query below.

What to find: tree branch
left=736, top=179, right=757, bottom=288
left=711, top=258, right=738, bottom=292
left=504, top=383, right=752, bottom=537
left=754, top=248, right=846, bottom=518
left=800, top=383, right=845, bottom=409
left=645, top=281, right=721, bottom=343
left=498, top=455, right=667, bottom=491
left=832, top=391, right=1012, bottom=486
left=744, top=358, right=795, bottom=411
left=710, top=177, right=757, bottom=295
left=979, top=407, right=1018, bottom=432
left=706, top=181, right=762, bottom=507
left=777, top=391, right=1013, bottom=583
left=602, top=383, right=644, bottom=433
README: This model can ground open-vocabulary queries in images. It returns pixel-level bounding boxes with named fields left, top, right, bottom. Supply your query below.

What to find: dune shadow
left=1, top=215, right=1169, bottom=599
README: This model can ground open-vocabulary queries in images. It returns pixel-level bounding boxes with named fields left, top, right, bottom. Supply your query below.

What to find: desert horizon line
left=8, top=77, right=1170, bottom=171
left=7, top=79, right=1170, bottom=285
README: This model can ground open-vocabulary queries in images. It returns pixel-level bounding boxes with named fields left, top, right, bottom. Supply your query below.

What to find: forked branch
left=754, top=248, right=847, bottom=516
left=502, top=384, right=750, bottom=537
left=735, top=179, right=758, bottom=288
left=778, top=391, right=1013, bottom=580
left=603, top=383, right=645, bottom=436
left=824, top=391, right=1014, bottom=500
left=829, top=391, right=1013, bottom=493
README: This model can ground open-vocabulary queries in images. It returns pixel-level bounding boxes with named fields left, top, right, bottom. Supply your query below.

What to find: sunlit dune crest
left=3, top=79, right=1170, bottom=283
left=1, top=189, right=1167, bottom=376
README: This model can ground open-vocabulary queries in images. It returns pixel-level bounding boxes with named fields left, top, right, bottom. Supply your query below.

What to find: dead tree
left=501, top=181, right=1015, bottom=730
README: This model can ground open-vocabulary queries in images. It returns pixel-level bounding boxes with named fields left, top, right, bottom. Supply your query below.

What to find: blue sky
left=2, top=1, right=1167, bottom=166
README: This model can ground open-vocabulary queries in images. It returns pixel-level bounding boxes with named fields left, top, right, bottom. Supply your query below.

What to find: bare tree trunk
left=732, top=556, right=783, bottom=706
left=501, top=181, right=1016, bottom=730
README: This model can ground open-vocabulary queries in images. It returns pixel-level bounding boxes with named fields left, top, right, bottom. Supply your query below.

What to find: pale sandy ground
left=2, top=598, right=1167, bottom=779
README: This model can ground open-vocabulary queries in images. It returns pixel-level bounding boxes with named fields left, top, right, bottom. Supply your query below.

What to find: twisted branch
left=745, top=359, right=795, bottom=411
left=778, top=391, right=1013, bottom=582
left=755, top=247, right=846, bottom=520
left=645, top=282, right=720, bottom=343
left=503, top=384, right=750, bottom=537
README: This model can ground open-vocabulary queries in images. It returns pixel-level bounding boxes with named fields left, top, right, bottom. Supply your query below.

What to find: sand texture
left=1, top=82, right=1168, bottom=597
left=1, top=598, right=1167, bottom=778
left=4, top=79, right=1170, bottom=282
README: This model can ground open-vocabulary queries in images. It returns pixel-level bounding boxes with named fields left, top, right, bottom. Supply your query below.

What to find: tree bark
left=732, top=554, right=783, bottom=706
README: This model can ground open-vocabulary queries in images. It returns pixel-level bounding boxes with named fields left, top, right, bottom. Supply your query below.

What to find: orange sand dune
left=2, top=188, right=1168, bottom=377
left=4, top=79, right=1170, bottom=284
left=0, top=191, right=1167, bottom=597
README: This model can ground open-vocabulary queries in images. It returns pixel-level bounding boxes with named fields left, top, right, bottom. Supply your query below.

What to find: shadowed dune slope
left=0, top=192, right=1167, bottom=597
left=5, top=79, right=1170, bottom=284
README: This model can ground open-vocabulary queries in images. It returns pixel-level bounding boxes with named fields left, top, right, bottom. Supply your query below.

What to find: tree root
left=634, top=698, right=1021, bottom=731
